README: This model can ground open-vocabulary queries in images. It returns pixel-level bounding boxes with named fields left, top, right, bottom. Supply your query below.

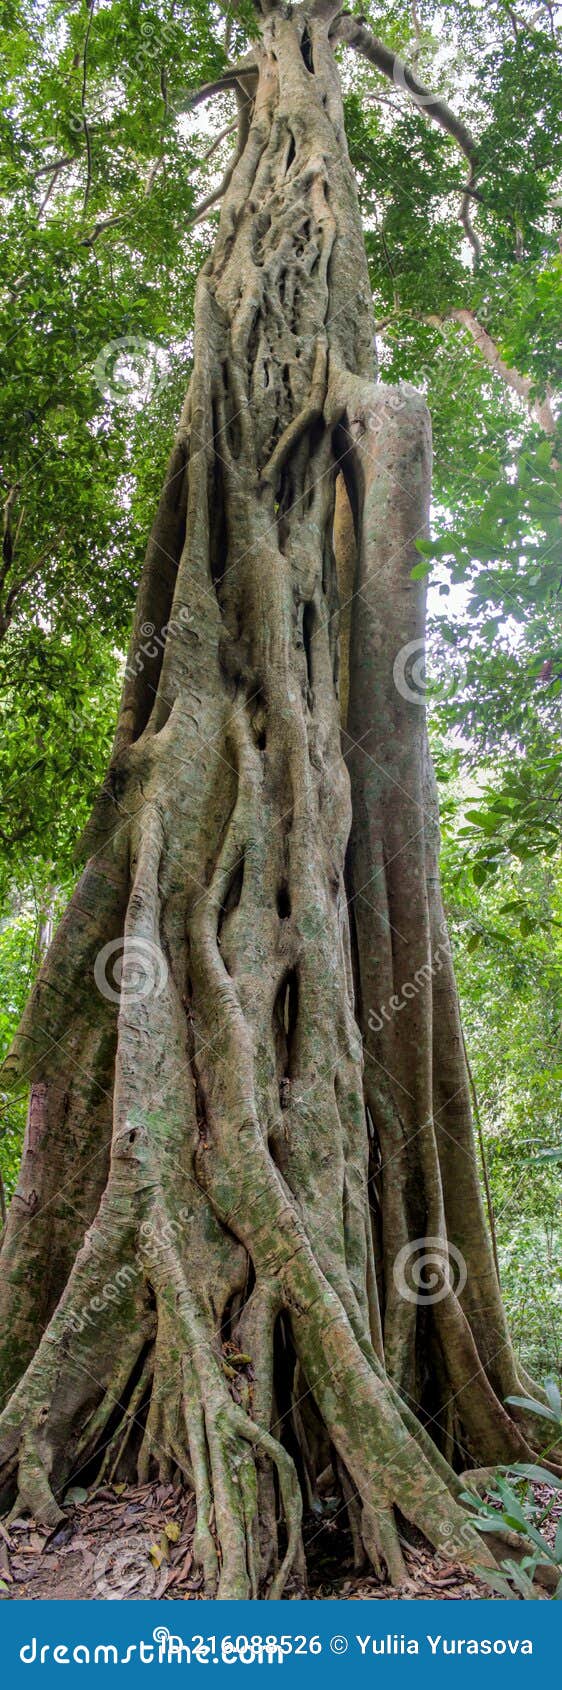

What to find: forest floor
left=0, top=1480, right=513, bottom=1601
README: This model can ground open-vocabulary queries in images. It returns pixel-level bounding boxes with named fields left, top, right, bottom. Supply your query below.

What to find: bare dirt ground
left=0, top=1482, right=503, bottom=1602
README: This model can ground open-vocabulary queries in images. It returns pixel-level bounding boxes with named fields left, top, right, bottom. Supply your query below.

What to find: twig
left=200, top=119, right=238, bottom=166
left=37, top=160, right=67, bottom=221
left=460, top=171, right=482, bottom=262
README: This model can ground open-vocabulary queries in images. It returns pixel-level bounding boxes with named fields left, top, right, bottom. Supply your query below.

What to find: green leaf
left=466, top=932, right=483, bottom=953
left=508, top=1465, right=562, bottom=1492
left=544, top=1377, right=562, bottom=1419
left=473, top=862, right=491, bottom=886
left=506, top=1395, right=559, bottom=1422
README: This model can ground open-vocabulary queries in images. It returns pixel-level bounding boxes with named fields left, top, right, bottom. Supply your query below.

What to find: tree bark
left=0, top=1, right=551, bottom=1596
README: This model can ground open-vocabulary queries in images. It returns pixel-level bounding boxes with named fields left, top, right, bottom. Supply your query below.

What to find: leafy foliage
left=461, top=1384, right=562, bottom=1599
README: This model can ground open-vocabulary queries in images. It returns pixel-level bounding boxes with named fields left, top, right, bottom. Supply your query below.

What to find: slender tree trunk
left=0, top=2, right=551, bottom=1596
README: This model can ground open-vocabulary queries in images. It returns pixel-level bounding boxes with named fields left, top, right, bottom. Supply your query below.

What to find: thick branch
left=188, top=85, right=252, bottom=228
left=174, top=59, right=258, bottom=116
left=332, top=14, right=476, bottom=161
left=430, top=309, right=556, bottom=433
left=332, top=13, right=481, bottom=256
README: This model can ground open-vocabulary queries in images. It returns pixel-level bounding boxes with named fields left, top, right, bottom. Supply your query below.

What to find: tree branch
left=80, top=214, right=123, bottom=248
left=1, top=526, right=67, bottom=636
left=332, top=13, right=477, bottom=161
left=37, top=161, right=67, bottom=221
left=460, top=174, right=482, bottom=262
left=188, top=85, right=253, bottom=228
left=429, top=309, right=556, bottom=433
left=34, top=154, right=74, bottom=179
left=80, top=0, right=96, bottom=215
left=332, top=12, right=482, bottom=258
left=173, top=59, right=258, bottom=116
left=199, top=119, right=238, bottom=166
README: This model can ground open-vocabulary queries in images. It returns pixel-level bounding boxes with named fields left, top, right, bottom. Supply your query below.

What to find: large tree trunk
left=0, top=2, right=549, bottom=1597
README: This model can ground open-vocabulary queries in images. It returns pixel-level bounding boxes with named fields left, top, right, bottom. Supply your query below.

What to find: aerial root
left=135, top=1246, right=302, bottom=1598
left=7, top=1431, right=65, bottom=1530
left=234, top=1278, right=283, bottom=1585
left=361, top=1502, right=408, bottom=1585
left=177, top=1365, right=302, bottom=1598
left=227, top=1402, right=303, bottom=1599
